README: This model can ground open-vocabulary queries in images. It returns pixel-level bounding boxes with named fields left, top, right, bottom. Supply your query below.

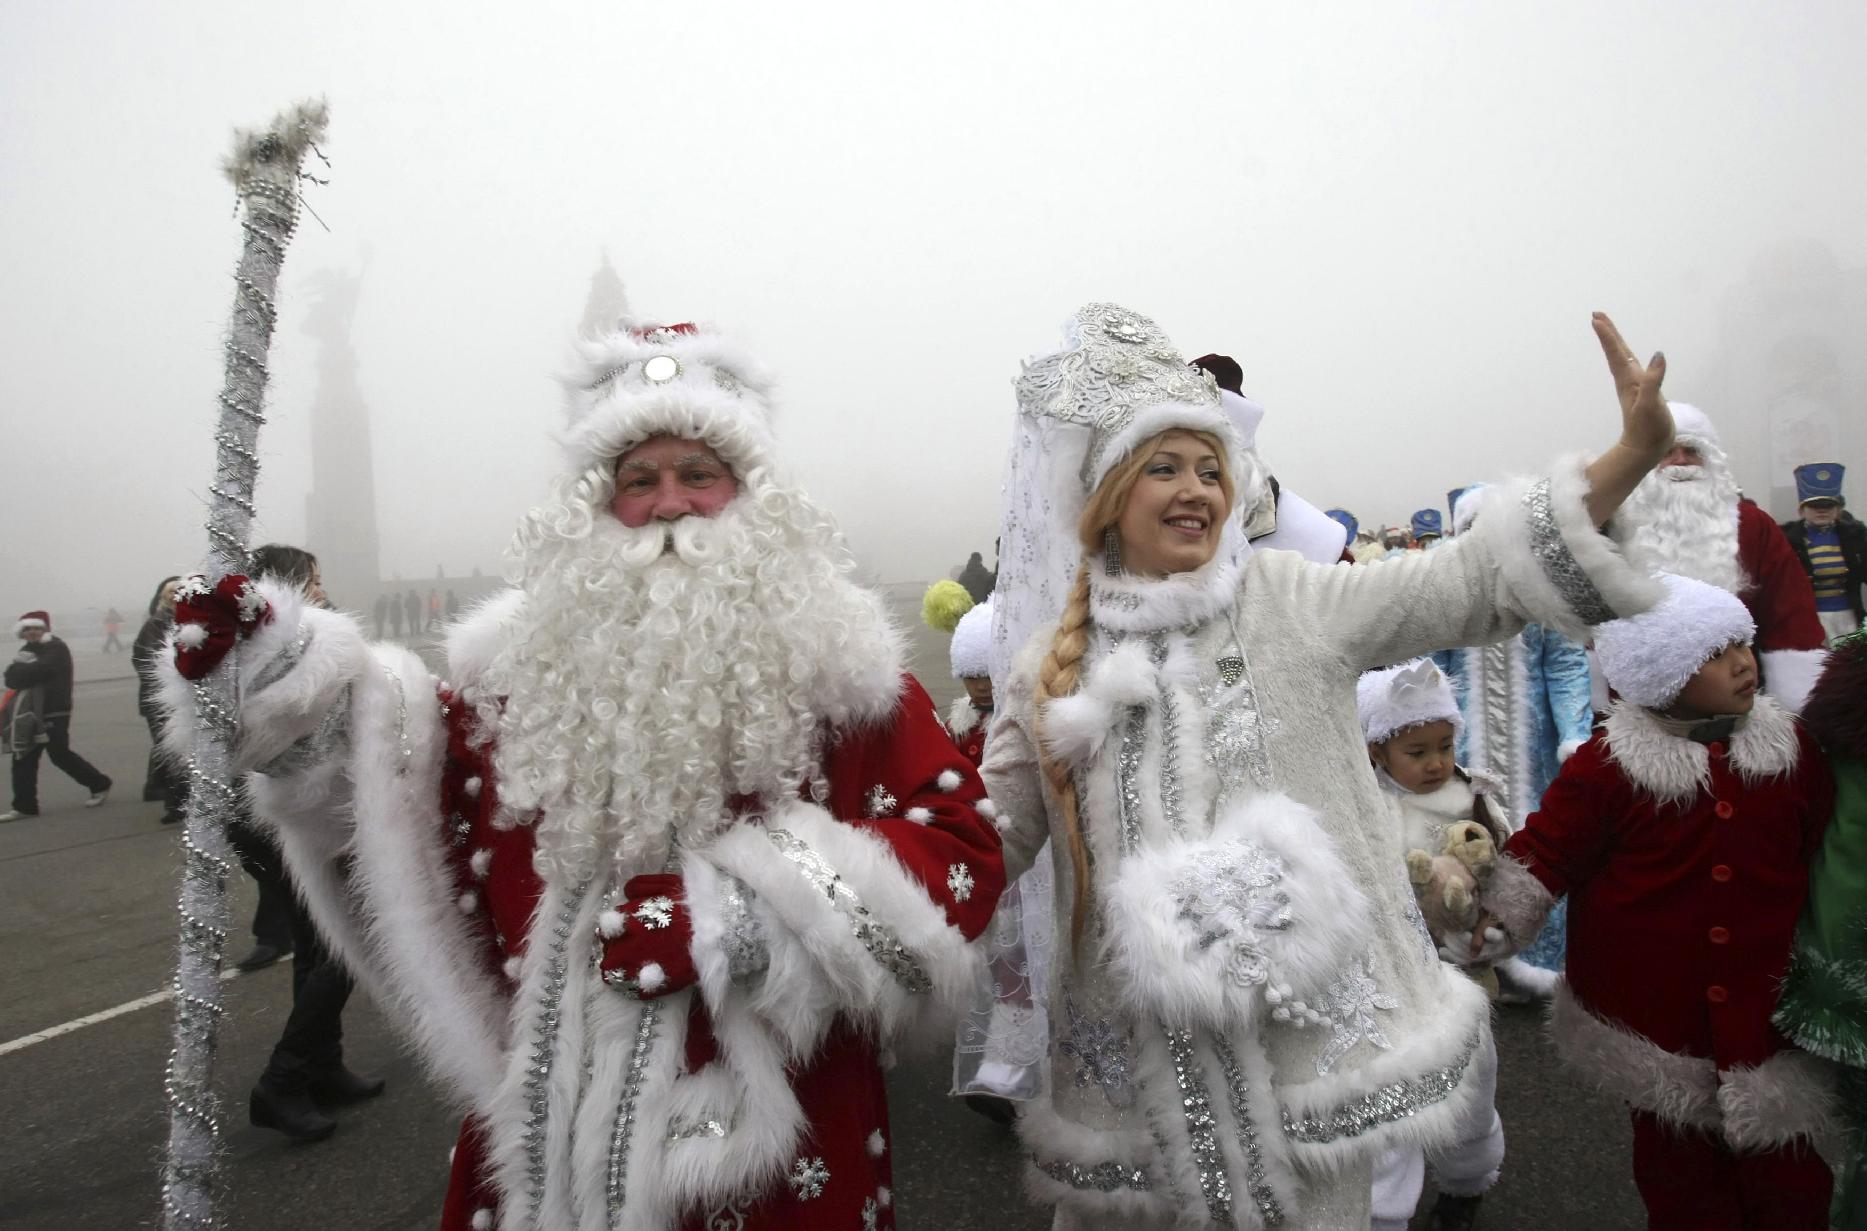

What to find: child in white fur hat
left=1495, top=573, right=1839, bottom=1227
left=1357, top=658, right=1512, bottom=1231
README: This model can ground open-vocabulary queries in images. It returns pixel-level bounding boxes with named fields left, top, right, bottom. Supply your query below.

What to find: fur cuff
left=1100, top=792, right=1370, bottom=1032
left=1760, top=648, right=1826, bottom=715
left=1479, top=854, right=1555, bottom=949
left=1549, top=984, right=1722, bottom=1134
left=1477, top=454, right=1664, bottom=644
left=1718, top=1050, right=1842, bottom=1154
left=693, top=800, right=981, bottom=1055
left=443, top=588, right=525, bottom=691
left=1017, top=1098, right=1165, bottom=1221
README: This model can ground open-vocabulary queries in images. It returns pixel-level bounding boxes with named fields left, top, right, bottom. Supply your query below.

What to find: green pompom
left=922, top=580, right=975, bottom=634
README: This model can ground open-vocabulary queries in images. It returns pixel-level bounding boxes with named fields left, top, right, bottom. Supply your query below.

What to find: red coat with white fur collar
left=430, top=673, right=1004, bottom=1231
left=1504, top=700, right=1831, bottom=1074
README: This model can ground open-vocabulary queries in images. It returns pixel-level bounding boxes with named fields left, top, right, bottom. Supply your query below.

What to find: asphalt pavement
left=0, top=659, right=1648, bottom=1230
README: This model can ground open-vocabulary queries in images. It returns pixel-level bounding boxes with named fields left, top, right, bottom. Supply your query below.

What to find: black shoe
left=159, top=810, right=185, bottom=825
left=1426, top=1193, right=1483, bottom=1231
left=234, top=943, right=291, bottom=973
left=249, top=1082, right=336, bottom=1142
left=962, top=1094, right=1019, bottom=1127
left=308, top=1065, right=386, bottom=1106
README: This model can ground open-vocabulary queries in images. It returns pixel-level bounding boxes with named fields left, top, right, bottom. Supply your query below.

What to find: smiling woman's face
left=1114, top=431, right=1232, bottom=576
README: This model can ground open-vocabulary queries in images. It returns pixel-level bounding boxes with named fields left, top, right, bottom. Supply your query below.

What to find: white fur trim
left=1669, top=402, right=1721, bottom=450
left=442, top=588, right=525, bottom=691
left=1100, top=792, right=1371, bottom=1031
left=1040, top=691, right=1116, bottom=768
left=1556, top=737, right=1583, bottom=763
left=1549, top=983, right=1722, bottom=1133
left=469, top=1209, right=492, bottom=1231
left=456, top=891, right=478, bottom=915
left=974, top=797, right=998, bottom=820
left=174, top=623, right=207, bottom=649
left=502, top=955, right=523, bottom=982
left=1603, top=695, right=1799, bottom=804
left=936, top=768, right=963, bottom=792
left=1594, top=573, right=1755, bottom=707
left=1357, top=658, right=1462, bottom=745
left=904, top=806, right=933, bottom=824
left=463, top=775, right=482, bottom=798
left=1718, top=1050, right=1841, bottom=1153
left=1017, top=1097, right=1166, bottom=1221
left=1086, top=639, right=1157, bottom=708
left=1087, top=398, right=1241, bottom=494
left=635, top=962, right=666, bottom=995
left=945, top=695, right=982, bottom=739
left=1088, top=551, right=1243, bottom=635
left=1479, top=454, right=1665, bottom=643
left=598, top=909, right=628, bottom=940
left=469, top=848, right=493, bottom=879
left=866, top=1128, right=886, bottom=1157
left=1495, top=955, right=1560, bottom=997
left=1759, top=648, right=1826, bottom=715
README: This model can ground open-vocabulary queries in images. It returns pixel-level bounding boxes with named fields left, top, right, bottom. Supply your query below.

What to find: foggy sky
left=4, top=1, right=1864, bottom=625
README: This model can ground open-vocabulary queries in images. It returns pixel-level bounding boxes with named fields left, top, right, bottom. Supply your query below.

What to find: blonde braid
left=1034, top=560, right=1095, bottom=954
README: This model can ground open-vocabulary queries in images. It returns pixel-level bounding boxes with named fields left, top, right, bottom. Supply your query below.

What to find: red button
left=1706, top=741, right=1726, bottom=758
left=1711, top=865, right=1733, bottom=882
left=1706, top=985, right=1729, bottom=1004
left=1708, top=927, right=1730, bottom=945
left=1714, top=801, right=1734, bottom=819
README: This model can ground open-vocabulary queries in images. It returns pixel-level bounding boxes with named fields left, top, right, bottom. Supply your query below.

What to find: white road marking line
left=0, top=967, right=244, bottom=1057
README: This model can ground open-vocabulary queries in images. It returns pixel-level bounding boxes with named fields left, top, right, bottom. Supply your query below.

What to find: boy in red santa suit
left=160, top=318, right=1005, bottom=1231
left=1490, top=572, right=1840, bottom=1228
left=1616, top=402, right=1827, bottom=709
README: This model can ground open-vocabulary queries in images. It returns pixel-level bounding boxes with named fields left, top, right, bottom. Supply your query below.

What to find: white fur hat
left=1357, top=658, right=1463, bottom=745
left=1593, top=572, right=1755, bottom=708
left=1668, top=402, right=1721, bottom=452
left=950, top=598, right=993, bottom=678
left=1451, top=484, right=1486, bottom=536
left=560, top=321, right=780, bottom=481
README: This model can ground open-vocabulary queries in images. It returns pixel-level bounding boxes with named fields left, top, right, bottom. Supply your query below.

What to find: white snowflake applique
left=864, top=784, right=898, bottom=818
left=1314, top=959, right=1399, bottom=1075
left=173, top=575, right=212, bottom=603
left=861, top=1196, right=880, bottom=1231
left=946, top=863, right=975, bottom=903
left=235, top=580, right=267, bottom=622
left=787, top=1156, right=830, bottom=1200
left=632, top=896, right=675, bottom=930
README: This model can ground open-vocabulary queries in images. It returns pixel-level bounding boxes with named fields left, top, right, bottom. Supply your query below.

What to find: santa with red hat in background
left=4, top=609, right=113, bottom=822
left=158, top=317, right=1004, bottom=1230
left=1613, top=402, right=1827, bottom=710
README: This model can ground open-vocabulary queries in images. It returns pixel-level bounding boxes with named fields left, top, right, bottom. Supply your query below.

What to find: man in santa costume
left=160, top=319, right=1005, bottom=1231
left=1617, top=402, right=1827, bottom=709
left=3, top=610, right=112, bottom=821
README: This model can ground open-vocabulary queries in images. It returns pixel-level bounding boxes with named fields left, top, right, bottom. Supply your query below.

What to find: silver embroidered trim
left=1170, top=842, right=1293, bottom=987
left=1150, top=636, right=1189, bottom=836
left=666, top=1115, right=727, bottom=1143
left=1116, top=702, right=1147, bottom=854
left=523, top=882, right=588, bottom=1216
left=1523, top=478, right=1616, bottom=625
left=605, top=1000, right=662, bottom=1226
left=1479, top=640, right=1516, bottom=818
left=383, top=665, right=413, bottom=777
left=249, top=630, right=310, bottom=694
left=1035, top=1158, right=1152, bottom=1192
left=1282, top=1031, right=1479, bottom=1145
left=717, top=875, right=770, bottom=984
left=1058, top=997, right=1135, bottom=1107
left=1164, top=1027, right=1231, bottom=1222
left=766, top=828, right=933, bottom=993
left=1205, top=623, right=1278, bottom=795
left=1213, top=1036, right=1284, bottom=1225
left=1314, top=958, right=1400, bottom=1075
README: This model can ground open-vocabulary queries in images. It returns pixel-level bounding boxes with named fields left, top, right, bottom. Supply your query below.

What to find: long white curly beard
left=477, top=471, right=899, bottom=888
left=1620, top=458, right=1746, bottom=593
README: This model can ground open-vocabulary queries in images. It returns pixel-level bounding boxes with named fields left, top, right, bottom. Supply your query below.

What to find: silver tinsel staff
left=163, top=98, right=329, bottom=1231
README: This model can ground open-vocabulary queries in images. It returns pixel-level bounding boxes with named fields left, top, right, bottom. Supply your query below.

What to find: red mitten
left=172, top=574, right=273, bottom=680
left=595, top=873, right=698, bottom=999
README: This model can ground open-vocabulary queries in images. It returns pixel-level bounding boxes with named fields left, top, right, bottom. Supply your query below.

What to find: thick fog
left=3, top=1, right=1863, bottom=626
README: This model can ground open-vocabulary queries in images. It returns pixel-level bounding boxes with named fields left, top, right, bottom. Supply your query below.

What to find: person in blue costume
left=1431, top=485, right=1595, bottom=999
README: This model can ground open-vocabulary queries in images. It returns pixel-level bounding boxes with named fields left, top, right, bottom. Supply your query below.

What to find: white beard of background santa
left=165, top=319, right=1005, bottom=1231
left=1613, top=402, right=1827, bottom=710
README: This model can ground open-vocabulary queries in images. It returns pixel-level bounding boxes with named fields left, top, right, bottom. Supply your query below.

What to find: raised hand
left=1581, top=313, right=1675, bottom=526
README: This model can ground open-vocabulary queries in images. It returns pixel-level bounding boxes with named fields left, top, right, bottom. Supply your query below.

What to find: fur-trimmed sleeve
left=1502, top=738, right=1619, bottom=899
left=1287, top=454, right=1665, bottom=675
left=683, top=676, right=1004, bottom=1058
left=979, top=641, right=1050, bottom=884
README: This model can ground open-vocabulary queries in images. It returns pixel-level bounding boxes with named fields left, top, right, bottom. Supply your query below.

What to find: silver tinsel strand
left=161, top=98, right=328, bottom=1231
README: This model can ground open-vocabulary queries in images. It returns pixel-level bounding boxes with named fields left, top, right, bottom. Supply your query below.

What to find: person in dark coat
left=1780, top=461, right=1865, bottom=643
left=2, top=610, right=112, bottom=821
left=133, top=577, right=187, bottom=824
left=371, top=593, right=388, bottom=640
left=402, top=589, right=422, bottom=640
left=235, top=544, right=385, bottom=1141
left=955, top=551, right=996, bottom=605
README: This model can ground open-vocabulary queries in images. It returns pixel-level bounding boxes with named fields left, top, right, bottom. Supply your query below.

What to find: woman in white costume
left=980, top=304, right=1674, bottom=1230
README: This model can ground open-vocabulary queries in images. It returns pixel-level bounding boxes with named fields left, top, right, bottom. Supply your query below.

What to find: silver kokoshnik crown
left=1014, top=302, right=1222, bottom=489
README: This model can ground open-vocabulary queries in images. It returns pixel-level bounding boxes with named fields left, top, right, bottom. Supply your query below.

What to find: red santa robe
left=1734, top=497, right=1828, bottom=709
left=168, top=584, right=1005, bottom=1231
left=1495, top=697, right=1839, bottom=1222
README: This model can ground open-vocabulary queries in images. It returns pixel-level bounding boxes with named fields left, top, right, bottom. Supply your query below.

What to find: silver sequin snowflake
left=1058, top=998, right=1135, bottom=1107
left=787, top=1156, right=830, bottom=1200
left=632, top=896, right=675, bottom=930
left=865, top=784, right=898, bottom=817
left=1315, top=959, right=1399, bottom=1075
left=946, top=863, right=975, bottom=903
left=1170, top=840, right=1293, bottom=988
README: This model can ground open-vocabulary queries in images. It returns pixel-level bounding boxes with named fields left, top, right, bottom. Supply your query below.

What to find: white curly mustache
left=614, top=515, right=732, bottom=568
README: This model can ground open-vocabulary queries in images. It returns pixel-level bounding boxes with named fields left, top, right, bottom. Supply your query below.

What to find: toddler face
left=1668, top=642, right=1758, bottom=719
left=1371, top=719, right=1458, bottom=794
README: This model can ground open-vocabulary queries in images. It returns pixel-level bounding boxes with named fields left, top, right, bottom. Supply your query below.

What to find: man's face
left=19, top=627, right=43, bottom=644
left=610, top=436, right=739, bottom=528
left=1802, top=500, right=1842, bottom=528
left=1659, top=442, right=1704, bottom=472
